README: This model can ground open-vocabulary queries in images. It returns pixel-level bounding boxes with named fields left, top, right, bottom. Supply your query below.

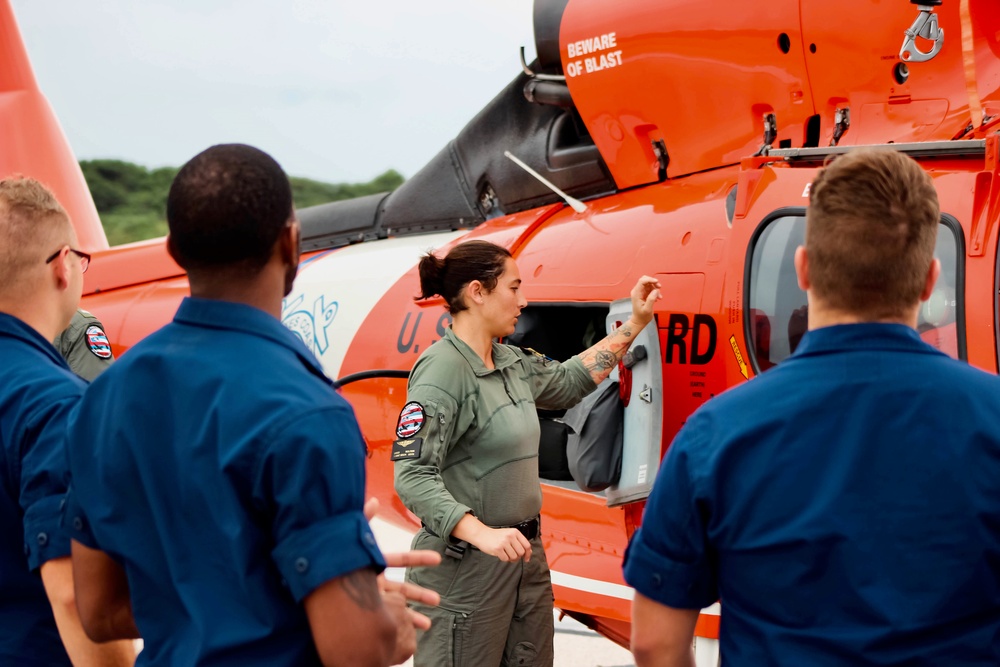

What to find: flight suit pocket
left=414, top=604, right=471, bottom=667
left=507, top=641, right=538, bottom=666
left=451, top=609, right=473, bottom=666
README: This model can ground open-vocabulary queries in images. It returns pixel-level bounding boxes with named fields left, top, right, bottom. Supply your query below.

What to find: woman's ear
left=466, top=279, right=485, bottom=306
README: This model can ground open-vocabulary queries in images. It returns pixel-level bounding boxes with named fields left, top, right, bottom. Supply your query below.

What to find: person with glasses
left=0, top=176, right=134, bottom=666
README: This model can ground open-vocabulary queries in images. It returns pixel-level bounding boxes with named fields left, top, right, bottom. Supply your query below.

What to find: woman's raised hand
left=629, top=275, right=662, bottom=328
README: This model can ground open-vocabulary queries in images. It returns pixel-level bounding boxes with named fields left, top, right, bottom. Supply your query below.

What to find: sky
left=11, top=0, right=536, bottom=183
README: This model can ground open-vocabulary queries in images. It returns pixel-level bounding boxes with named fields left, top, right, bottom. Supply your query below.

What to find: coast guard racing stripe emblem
left=85, top=325, right=112, bottom=359
left=396, top=401, right=425, bottom=438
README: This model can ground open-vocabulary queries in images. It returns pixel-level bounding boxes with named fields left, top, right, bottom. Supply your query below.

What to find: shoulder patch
left=390, top=437, right=423, bottom=461
left=85, top=325, right=112, bottom=359
left=396, top=401, right=426, bottom=438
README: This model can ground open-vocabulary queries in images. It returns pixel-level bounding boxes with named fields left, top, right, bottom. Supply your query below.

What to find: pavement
left=372, top=518, right=637, bottom=667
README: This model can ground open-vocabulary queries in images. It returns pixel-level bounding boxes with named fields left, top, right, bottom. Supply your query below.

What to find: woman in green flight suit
left=393, top=240, right=660, bottom=667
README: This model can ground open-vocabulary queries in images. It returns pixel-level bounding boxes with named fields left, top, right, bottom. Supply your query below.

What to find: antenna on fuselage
left=503, top=150, right=587, bottom=214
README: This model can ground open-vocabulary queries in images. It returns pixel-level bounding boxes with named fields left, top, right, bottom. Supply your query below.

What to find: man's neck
left=807, top=303, right=919, bottom=331
left=0, top=298, right=64, bottom=342
left=188, top=272, right=284, bottom=320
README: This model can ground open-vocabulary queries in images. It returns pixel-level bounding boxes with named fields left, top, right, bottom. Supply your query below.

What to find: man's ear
left=280, top=220, right=300, bottom=265
left=794, top=245, right=810, bottom=292
left=920, top=257, right=941, bottom=302
left=166, top=235, right=181, bottom=265
left=51, top=247, right=71, bottom=290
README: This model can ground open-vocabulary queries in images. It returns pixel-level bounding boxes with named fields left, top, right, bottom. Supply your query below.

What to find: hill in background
left=80, top=159, right=405, bottom=246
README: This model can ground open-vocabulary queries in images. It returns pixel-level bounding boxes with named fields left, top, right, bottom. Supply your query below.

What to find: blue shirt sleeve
left=254, top=404, right=385, bottom=602
left=20, top=389, right=82, bottom=570
left=623, top=412, right=718, bottom=609
left=61, top=484, right=99, bottom=549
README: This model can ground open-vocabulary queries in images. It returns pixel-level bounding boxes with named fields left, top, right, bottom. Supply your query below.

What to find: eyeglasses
left=45, top=246, right=91, bottom=274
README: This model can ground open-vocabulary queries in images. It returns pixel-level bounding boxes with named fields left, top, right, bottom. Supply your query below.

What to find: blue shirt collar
left=0, top=311, right=71, bottom=370
left=173, top=297, right=331, bottom=385
left=792, top=322, right=943, bottom=359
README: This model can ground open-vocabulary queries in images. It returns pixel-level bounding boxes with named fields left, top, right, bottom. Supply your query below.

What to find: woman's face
left=480, top=257, right=527, bottom=338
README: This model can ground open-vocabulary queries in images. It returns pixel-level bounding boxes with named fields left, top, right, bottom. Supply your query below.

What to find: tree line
left=80, top=159, right=405, bottom=246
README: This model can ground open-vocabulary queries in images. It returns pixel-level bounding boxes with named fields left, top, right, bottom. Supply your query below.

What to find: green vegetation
left=79, top=159, right=405, bottom=246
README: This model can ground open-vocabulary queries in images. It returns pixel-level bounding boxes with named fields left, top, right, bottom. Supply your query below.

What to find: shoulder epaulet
left=519, top=347, right=553, bottom=363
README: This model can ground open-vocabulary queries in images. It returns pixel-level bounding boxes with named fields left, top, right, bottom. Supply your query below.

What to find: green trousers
left=407, top=528, right=555, bottom=667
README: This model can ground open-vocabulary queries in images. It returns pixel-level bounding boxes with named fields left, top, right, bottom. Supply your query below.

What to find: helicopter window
left=747, top=213, right=964, bottom=372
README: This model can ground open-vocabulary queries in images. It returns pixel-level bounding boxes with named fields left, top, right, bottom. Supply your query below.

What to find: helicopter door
left=605, top=297, right=663, bottom=507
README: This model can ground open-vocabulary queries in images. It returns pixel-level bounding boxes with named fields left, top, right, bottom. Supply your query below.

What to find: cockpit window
left=747, top=213, right=964, bottom=372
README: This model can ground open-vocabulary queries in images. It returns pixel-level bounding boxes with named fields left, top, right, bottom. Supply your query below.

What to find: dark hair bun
left=417, top=253, right=446, bottom=299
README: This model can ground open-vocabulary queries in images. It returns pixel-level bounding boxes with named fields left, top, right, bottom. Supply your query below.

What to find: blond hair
left=806, top=149, right=939, bottom=320
left=0, top=177, right=71, bottom=295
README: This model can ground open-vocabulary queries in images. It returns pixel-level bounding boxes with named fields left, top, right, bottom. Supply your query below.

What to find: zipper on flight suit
left=499, top=371, right=516, bottom=404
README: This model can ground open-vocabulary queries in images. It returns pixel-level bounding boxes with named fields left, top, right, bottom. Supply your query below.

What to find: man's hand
left=363, top=498, right=443, bottom=665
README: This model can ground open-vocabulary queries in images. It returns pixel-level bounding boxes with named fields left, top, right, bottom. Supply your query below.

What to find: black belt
left=508, top=517, right=540, bottom=541
left=421, top=516, right=541, bottom=559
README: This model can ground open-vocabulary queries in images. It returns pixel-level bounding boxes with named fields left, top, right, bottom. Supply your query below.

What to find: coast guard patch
left=85, top=325, right=112, bottom=359
left=396, top=401, right=426, bottom=438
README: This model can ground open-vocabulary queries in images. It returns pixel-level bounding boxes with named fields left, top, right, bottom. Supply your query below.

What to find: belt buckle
left=515, top=517, right=539, bottom=541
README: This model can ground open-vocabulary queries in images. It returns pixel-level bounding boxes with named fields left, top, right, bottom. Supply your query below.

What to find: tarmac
left=372, top=518, right=637, bottom=667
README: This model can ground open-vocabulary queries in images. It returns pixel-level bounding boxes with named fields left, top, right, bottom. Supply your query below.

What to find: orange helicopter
left=4, top=0, right=1000, bottom=663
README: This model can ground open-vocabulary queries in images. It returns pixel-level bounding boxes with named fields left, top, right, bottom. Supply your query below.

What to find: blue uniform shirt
left=625, top=323, right=1000, bottom=666
left=0, top=312, right=84, bottom=667
left=64, top=298, right=384, bottom=666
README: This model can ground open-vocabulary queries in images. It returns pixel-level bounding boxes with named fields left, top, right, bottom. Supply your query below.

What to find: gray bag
left=563, top=379, right=623, bottom=492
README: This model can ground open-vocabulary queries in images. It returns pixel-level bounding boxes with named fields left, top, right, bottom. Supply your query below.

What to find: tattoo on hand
left=341, top=569, right=380, bottom=611
left=586, top=350, right=618, bottom=372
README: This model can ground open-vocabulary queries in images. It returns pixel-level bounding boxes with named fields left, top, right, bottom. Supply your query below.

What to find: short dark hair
left=806, top=148, right=939, bottom=320
left=417, top=240, right=511, bottom=313
left=167, top=144, right=293, bottom=274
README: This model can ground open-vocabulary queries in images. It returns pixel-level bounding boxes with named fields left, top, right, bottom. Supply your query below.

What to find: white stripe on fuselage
left=282, top=232, right=465, bottom=378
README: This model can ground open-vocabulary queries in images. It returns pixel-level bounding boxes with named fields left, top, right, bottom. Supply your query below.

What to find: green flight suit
left=394, top=327, right=596, bottom=667
left=53, top=310, right=114, bottom=381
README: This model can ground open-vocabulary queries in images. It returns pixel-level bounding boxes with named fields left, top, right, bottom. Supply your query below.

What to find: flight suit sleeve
left=393, top=384, right=474, bottom=541
left=515, top=347, right=597, bottom=411
left=56, top=313, right=114, bottom=382
left=254, top=405, right=385, bottom=603
left=622, top=412, right=718, bottom=609
left=19, top=388, right=83, bottom=570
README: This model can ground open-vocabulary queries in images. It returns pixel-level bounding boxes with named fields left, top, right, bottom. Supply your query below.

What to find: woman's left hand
left=630, top=276, right=662, bottom=327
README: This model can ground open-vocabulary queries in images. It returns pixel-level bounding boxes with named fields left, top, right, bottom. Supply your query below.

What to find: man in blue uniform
left=625, top=149, right=1000, bottom=666
left=0, top=177, right=134, bottom=666
left=64, top=144, right=424, bottom=666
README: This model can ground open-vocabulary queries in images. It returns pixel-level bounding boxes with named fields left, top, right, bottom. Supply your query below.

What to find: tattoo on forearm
left=340, top=569, right=380, bottom=611
left=619, top=324, right=634, bottom=338
left=586, top=350, right=618, bottom=372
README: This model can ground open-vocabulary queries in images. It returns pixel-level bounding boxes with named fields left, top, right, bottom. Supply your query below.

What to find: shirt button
left=651, top=573, right=662, bottom=588
left=295, top=557, right=309, bottom=574
left=72, top=517, right=84, bottom=531
left=36, top=533, right=48, bottom=547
